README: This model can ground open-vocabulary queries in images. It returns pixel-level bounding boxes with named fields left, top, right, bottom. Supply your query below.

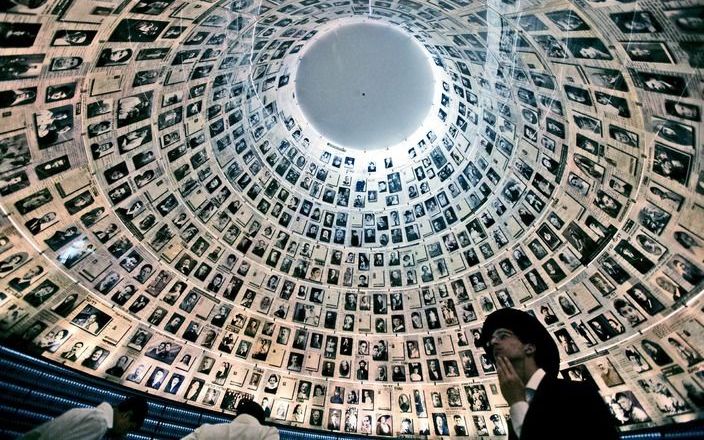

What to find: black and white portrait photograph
left=34, top=105, right=74, bottom=149
left=145, top=340, right=182, bottom=365
left=95, top=48, right=132, bottom=67
left=117, top=92, right=153, bottom=128
left=108, top=19, right=167, bottom=42
left=51, top=30, right=97, bottom=46
left=0, top=86, right=36, bottom=108
left=70, top=304, right=112, bottom=336
left=0, top=54, right=44, bottom=81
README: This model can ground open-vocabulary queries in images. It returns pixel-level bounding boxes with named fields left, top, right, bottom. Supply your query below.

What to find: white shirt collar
left=96, top=402, right=114, bottom=429
left=526, top=368, right=546, bottom=392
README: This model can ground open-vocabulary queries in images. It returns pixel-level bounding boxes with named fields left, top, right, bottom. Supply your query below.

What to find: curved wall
left=0, top=0, right=703, bottom=437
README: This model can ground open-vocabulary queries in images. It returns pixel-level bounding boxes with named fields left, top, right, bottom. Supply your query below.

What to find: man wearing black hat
left=479, top=308, right=617, bottom=440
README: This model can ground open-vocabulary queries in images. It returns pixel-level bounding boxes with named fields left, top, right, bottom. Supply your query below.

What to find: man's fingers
left=500, top=356, right=518, bottom=377
left=496, top=356, right=505, bottom=376
left=494, top=356, right=528, bottom=405
left=497, top=356, right=523, bottom=389
left=495, top=356, right=508, bottom=380
left=497, top=356, right=513, bottom=379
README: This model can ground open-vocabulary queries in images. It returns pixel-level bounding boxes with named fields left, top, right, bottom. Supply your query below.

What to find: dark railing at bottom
left=0, top=345, right=702, bottom=439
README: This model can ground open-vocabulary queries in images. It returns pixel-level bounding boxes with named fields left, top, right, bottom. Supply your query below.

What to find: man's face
left=488, top=328, right=530, bottom=362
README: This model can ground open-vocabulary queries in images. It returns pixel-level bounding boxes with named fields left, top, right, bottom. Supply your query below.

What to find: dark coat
left=509, top=376, right=619, bottom=440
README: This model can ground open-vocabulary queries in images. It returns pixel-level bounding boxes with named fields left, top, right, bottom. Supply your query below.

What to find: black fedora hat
left=479, top=308, right=560, bottom=376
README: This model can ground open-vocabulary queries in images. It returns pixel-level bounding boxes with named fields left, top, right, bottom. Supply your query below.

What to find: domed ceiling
left=0, top=0, right=703, bottom=436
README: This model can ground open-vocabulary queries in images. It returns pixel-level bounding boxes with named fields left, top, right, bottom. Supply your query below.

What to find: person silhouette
left=479, top=308, right=618, bottom=440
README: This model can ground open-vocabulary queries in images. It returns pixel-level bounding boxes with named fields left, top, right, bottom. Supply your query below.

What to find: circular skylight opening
left=294, top=21, right=436, bottom=150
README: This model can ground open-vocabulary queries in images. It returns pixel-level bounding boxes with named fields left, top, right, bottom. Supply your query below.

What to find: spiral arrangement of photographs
left=0, top=0, right=703, bottom=437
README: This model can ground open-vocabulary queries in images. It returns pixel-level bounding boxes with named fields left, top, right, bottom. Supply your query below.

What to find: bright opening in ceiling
left=294, top=21, right=436, bottom=150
